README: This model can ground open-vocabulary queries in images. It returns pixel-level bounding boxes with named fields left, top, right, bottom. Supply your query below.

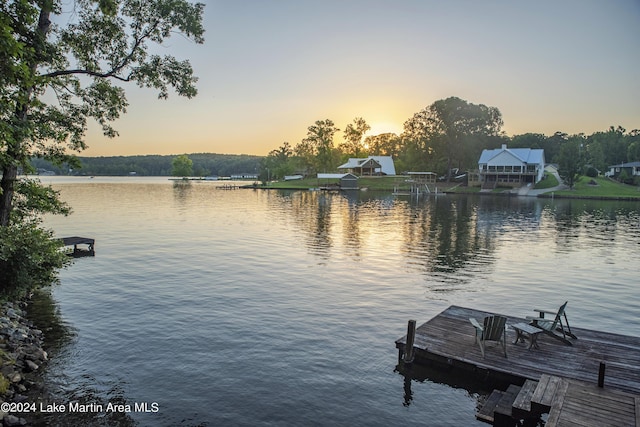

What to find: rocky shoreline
left=0, top=301, right=48, bottom=427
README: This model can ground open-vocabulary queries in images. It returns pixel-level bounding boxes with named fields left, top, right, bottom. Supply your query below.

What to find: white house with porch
left=470, top=144, right=545, bottom=189
left=337, top=156, right=396, bottom=176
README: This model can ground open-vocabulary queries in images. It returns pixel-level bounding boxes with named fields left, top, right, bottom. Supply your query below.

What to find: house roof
left=478, top=146, right=545, bottom=165
left=317, top=173, right=348, bottom=179
left=338, top=156, right=396, bottom=175
left=609, top=161, right=640, bottom=168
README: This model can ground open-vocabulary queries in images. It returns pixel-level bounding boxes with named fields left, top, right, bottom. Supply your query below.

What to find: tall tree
left=402, top=97, right=503, bottom=178
left=295, top=119, right=339, bottom=174
left=364, top=132, right=401, bottom=157
left=0, top=0, right=205, bottom=226
left=340, top=117, right=370, bottom=158
left=584, top=126, right=629, bottom=172
left=260, top=142, right=295, bottom=181
left=558, top=135, right=585, bottom=189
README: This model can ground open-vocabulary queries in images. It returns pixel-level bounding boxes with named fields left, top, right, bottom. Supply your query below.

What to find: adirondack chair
left=469, top=315, right=508, bottom=358
left=526, top=301, right=577, bottom=346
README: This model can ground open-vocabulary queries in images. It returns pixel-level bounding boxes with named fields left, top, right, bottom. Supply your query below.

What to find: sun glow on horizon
left=366, top=122, right=404, bottom=137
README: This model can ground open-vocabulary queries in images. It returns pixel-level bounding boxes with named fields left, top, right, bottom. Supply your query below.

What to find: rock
left=12, top=394, right=26, bottom=402
left=3, top=414, right=20, bottom=426
left=0, top=299, right=49, bottom=426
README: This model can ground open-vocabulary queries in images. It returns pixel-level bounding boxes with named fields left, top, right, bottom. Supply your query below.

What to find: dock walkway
left=396, top=306, right=640, bottom=426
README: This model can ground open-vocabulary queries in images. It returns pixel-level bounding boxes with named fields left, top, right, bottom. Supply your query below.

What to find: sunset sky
left=82, top=0, right=640, bottom=157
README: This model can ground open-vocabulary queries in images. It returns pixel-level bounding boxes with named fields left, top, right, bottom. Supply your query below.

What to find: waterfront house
left=605, top=161, right=640, bottom=179
left=338, top=156, right=396, bottom=176
left=469, top=144, right=545, bottom=189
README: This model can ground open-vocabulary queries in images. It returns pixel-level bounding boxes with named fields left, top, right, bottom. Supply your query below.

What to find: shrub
left=0, top=221, right=71, bottom=300
left=584, top=166, right=598, bottom=178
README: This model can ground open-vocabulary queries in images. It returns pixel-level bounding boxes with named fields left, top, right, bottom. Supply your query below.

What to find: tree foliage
left=294, top=119, right=340, bottom=174
left=260, top=142, right=295, bottom=182
left=32, top=153, right=261, bottom=177
left=0, top=179, right=71, bottom=299
left=340, top=117, right=370, bottom=158
left=364, top=132, right=401, bottom=157
left=401, top=96, right=504, bottom=178
left=0, top=0, right=204, bottom=297
left=1, top=0, right=205, bottom=226
left=557, top=136, right=585, bottom=189
left=172, top=154, right=193, bottom=177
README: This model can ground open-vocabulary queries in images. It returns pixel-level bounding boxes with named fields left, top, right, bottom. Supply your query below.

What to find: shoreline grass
left=254, top=175, right=640, bottom=200
left=551, top=176, right=640, bottom=199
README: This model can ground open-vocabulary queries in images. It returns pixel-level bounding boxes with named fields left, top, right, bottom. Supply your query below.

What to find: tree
left=294, top=119, right=340, bottom=174
left=402, top=97, right=503, bottom=178
left=557, top=136, right=585, bottom=189
left=0, top=0, right=205, bottom=226
left=340, top=117, right=370, bottom=158
left=584, top=126, right=628, bottom=172
left=0, top=1, right=204, bottom=297
left=259, top=142, right=295, bottom=182
left=172, top=154, right=193, bottom=177
left=0, top=179, right=71, bottom=297
left=364, top=132, right=401, bottom=157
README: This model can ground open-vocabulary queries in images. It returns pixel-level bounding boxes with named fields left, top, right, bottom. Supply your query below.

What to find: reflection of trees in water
left=26, top=290, right=136, bottom=427
left=269, top=190, right=639, bottom=291
left=546, top=199, right=640, bottom=251
left=279, top=191, right=334, bottom=260
left=402, top=196, right=493, bottom=288
left=172, top=180, right=193, bottom=215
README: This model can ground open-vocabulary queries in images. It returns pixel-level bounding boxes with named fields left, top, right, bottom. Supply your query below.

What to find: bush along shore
left=0, top=301, right=48, bottom=427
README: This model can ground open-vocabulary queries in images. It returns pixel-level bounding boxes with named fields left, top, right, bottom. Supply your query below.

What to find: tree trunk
left=0, top=165, right=18, bottom=227
left=0, top=7, right=51, bottom=227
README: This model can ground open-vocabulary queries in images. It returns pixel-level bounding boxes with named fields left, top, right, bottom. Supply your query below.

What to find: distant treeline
left=31, top=153, right=263, bottom=177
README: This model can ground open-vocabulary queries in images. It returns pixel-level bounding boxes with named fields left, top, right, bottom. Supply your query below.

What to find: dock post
left=598, top=362, right=606, bottom=387
left=404, top=319, right=416, bottom=364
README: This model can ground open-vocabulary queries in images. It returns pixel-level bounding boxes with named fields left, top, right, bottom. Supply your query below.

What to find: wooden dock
left=396, top=305, right=640, bottom=426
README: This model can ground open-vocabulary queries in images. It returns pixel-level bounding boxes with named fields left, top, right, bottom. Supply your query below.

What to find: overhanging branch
left=42, top=69, right=131, bottom=81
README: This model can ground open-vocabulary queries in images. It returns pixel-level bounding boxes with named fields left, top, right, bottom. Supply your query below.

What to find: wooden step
left=493, top=384, right=522, bottom=427
left=476, top=390, right=504, bottom=424
left=512, top=379, right=539, bottom=419
left=531, top=374, right=564, bottom=413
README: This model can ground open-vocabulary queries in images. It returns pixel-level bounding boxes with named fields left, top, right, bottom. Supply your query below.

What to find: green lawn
left=258, top=175, right=640, bottom=200
left=554, top=176, right=640, bottom=199
left=533, top=172, right=559, bottom=189
left=261, top=176, right=456, bottom=192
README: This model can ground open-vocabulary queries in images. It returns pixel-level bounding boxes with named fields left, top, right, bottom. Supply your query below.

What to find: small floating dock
left=217, top=183, right=238, bottom=190
left=61, top=236, right=95, bottom=257
left=396, top=306, right=640, bottom=426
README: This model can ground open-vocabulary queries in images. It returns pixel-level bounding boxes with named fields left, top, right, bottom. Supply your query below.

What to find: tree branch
left=42, top=68, right=131, bottom=81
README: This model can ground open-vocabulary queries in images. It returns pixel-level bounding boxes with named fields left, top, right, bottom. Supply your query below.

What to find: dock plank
left=396, top=305, right=640, bottom=395
left=547, top=378, right=637, bottom=427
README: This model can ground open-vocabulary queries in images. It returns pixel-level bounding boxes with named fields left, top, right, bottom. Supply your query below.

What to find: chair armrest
left=533, top=309, right=559, bottom=315
left=469, top=317, right=483, bottom=330
left=526, top=316, right=551, bottom=323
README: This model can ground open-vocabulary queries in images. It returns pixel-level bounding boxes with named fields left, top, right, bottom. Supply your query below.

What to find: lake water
left=34, top=176, right=639, bottom=426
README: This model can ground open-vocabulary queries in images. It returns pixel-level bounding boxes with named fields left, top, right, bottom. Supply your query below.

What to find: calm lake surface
left=35, top=176, right=639, bottom=426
